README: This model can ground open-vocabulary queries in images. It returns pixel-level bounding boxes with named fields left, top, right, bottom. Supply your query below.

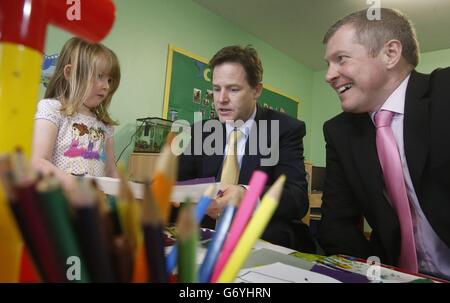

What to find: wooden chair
left=302, top=161, right=323, bottom=226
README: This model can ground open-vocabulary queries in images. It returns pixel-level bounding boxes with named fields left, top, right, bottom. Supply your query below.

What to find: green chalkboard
left=162, top=45, right=300, bottom=124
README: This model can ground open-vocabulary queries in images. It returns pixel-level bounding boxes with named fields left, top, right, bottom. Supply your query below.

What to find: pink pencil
left=210, top=170, right=268, bottom=282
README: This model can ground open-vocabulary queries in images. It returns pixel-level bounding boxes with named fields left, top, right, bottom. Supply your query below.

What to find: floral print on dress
left=82, top=127, right=101, bottom=160
left=97, top=128, right=107, bottom=163
left=64, top=123, right=88, bottom=157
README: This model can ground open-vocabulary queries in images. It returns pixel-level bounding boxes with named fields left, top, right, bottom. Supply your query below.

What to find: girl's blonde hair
left=45, top=37, right=120, bottom=125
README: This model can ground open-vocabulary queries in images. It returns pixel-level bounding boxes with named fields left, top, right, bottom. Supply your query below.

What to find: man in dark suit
left=176, top=45, right=315, bottom=252
left=319, top=8, right=450, bottom=279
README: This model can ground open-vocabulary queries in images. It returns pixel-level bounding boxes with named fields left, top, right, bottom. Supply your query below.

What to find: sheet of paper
left=235, top=262, right=342, bottom=283
left=84, top=176, right=218, bottom=202
left=252, top=240, right=296, bottom=255
left=243, top=248, right=314, bottom=271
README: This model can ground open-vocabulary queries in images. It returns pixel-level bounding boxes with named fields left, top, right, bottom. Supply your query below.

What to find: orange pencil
left=151, top=133, right=178, bottom=224
left=131, top=244, right=149, bottom=282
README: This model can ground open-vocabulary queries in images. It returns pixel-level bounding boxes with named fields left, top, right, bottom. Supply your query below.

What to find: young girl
left=32, top=37, right=120, bottom=186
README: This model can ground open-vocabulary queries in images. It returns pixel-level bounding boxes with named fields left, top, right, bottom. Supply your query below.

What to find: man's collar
left=225, top=107, right=257, bottom=138
left=370, top=73, right=411, bottom=121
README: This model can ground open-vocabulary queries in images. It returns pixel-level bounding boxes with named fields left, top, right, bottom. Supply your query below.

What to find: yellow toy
left=0, top=0, right=116, bottom=282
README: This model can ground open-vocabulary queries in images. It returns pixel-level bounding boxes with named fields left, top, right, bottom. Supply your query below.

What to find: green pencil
left=106, top=194, right=122, bottom=236
left=177, top=203, right=198, bottom=283
left=37, top=176, right=90, bottom=282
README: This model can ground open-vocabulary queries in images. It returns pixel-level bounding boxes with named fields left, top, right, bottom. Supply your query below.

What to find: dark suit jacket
left=318, top=68, right=450, bottom=266
left=176, top=105, right=315, bottom=252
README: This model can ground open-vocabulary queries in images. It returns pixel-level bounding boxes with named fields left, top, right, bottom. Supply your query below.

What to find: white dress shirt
left=370, top=75, right=450, bottom=279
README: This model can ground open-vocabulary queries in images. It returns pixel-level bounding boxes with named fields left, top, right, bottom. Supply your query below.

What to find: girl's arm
left=104, top=136, right=119, bottom=178
left=31, top=119, right=75, bottom=189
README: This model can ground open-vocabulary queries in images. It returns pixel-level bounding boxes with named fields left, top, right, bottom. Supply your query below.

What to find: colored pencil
left=142, top=181, right=167, bottom=282
left=111, top=235, right=134, bottom=282
left=11, top=150, right=66, bottom=282
left=106, top=194, right=122, bottom=235
left=69, top=179, right=115, bottom=282
left=13, top=180, right=67, bottom=282
left=177, top=204, right=198, bottom=283
left=91, top=179, right=135, bottom=282
left=0, top=155, right=36, bottom=282
left=90, top=181, right=115, bottom=255
left=210, top=170, right=268, bottom=282
left=36, top=176, right=90, bottom=282
left=217, top=175, right=286, bottom=282
left=131, top=243, right=149, bottom=282
left=194, top=185, right=216, bottom=221
left=151, top=132, right=178, bottom=224
left=117, top=166, right=141, bottom=259
left=166, top=185, right=215, bottom=275
left=198, top=196, right=239, bottom=283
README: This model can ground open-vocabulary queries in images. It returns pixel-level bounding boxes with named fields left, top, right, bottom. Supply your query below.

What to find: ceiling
left=194, top=0, right=450, bottom=70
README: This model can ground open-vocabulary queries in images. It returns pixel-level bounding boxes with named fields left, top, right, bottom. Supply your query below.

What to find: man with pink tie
left=319, top=8, right=450, bottom=280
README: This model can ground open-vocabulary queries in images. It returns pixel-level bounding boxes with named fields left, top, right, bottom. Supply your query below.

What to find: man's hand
left=206, top=184, right=246, bottom=219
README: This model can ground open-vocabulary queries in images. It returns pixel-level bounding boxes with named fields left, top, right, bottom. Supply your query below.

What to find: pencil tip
left=176, top=203, right=197, bottom=240
left=142, top=181, right=162, bottom=224
left=204, top=184, right=216, bottom=198
left=154, top=137, right=178, bottom=177
left=166, top=132, right=176, bottom=145
left=265, top=175, right=286, bottom=202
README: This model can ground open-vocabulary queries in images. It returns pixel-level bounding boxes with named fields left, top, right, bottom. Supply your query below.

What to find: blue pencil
left=198, top=199, right=238, bottom=283
left=166, top=185, right=215, bottom=275
left=194, top=185, right=216, bottom=222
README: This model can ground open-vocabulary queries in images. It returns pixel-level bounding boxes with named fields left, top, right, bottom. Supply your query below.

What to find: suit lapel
left=350, top=114, right=385, bottom=199
left=240, top=144, right=259, bottom=184
left=240, top=105, right=265, bottom=184
left=206, top=153, right=223, bottom=181
left=403, top=70, right=430, bottom=191
left=204, top=123, right=226, bottom=181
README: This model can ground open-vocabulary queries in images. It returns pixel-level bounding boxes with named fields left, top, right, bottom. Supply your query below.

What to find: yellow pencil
left=117, top=165, right=142, bottom=258
left=217, top=175, right=286, bottom=283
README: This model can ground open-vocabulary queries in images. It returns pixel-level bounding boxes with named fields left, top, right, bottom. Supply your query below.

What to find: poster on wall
left=162, top=45, right=301, bottom=125
left=41, top=53, right=59, bottom=88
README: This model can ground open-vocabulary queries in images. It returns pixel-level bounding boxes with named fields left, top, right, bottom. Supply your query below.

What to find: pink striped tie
left=375, top=110, right=418, bottom=272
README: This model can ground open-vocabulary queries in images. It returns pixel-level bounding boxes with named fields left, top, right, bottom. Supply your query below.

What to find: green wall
left=417, top=48, right=450, bottom=73
left=41, top=0, right=314, bottom=167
